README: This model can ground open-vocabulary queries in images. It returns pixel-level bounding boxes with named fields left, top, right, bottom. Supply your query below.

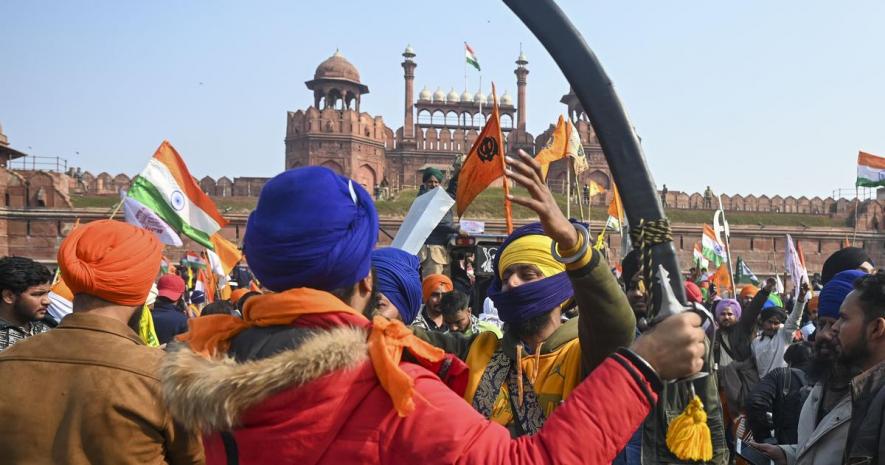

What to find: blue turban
left=371, top=247, right=422, bottom=324
left=243, top=166, right=378, bottom=292
left=818, top=269, right=866, bottom=319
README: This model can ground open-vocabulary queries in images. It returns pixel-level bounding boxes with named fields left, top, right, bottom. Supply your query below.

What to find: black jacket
left=714, top=289, right=769, bottom=365
left=845, top=361, right=885, bottom=465
left=746, top=366, right=809, bottom=444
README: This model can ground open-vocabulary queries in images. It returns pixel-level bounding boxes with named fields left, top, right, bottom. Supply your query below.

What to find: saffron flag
left=456, top=84, right=508, bottom=223
left=711, top=263, right=732, bottom=297
left=605, top=183, right=625, bottom=230
left=856, top=151, right=885, bottom=188
left=206, top=233, right=242, bottom=296
left=536, top=115, right=589, bottom=180
left=465, top=42, right=481, bottom=71
left=209, top=233, right=242, bottom=278
left=127, top=140, right=228, bottom=249
left=702, top=224, right=727, bottom=268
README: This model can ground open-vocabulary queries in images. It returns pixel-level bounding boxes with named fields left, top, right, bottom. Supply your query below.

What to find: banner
left=121, top=194, right=183, bottom=246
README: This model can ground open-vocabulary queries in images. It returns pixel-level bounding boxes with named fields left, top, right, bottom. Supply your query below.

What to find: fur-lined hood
left=160, top=326, right=369, bottom=432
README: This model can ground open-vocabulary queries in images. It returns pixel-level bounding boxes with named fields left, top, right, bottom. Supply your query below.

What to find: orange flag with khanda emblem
left=456, top=83, right=512, bottom=232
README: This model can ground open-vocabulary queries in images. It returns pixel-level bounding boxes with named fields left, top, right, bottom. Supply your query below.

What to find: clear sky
left=2, top=0, right=884, bottom=198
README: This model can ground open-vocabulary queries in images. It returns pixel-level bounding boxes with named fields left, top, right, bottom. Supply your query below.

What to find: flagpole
left=494, top=83, right=513, bottom=234
left=716, top=193, right=737, bottom=297
left=576, top=170, right=585, bottom=222
left=464, top=43, right=468, bottom=106
left=566, top=158, right=571, bottom=219
left=853, top=186, right=859, bottom=245
left=108, top=200, right=123, bottom=220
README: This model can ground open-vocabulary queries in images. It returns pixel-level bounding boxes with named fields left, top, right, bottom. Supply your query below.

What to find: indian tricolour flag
left=702, top=224, right=726, bottom=267
left=127, top=141, right=227, bottom=249
left=692, top=242, right=710, bottom=270
left=856, top=151, right=885, bottom=188
left=465, top=42, right=481, bottom=71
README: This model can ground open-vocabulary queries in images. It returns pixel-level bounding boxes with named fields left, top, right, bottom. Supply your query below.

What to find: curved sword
left=502, top=0, right=686, bottom=311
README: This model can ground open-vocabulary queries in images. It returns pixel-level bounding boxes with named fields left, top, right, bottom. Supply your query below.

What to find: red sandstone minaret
left=401, top=45, right=417, bottom=146
left=514, top=49, right=529, bottom=131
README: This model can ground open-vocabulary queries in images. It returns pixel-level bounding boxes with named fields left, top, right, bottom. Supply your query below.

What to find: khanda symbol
left=477, top=136, right=499, bottom=163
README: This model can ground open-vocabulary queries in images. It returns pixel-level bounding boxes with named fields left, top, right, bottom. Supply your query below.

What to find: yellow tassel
left=665, top=395, right=713, bottom=461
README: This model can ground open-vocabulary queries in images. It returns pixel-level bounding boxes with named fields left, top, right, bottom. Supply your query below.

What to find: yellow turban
left=498, top=234, right=566, bottom=280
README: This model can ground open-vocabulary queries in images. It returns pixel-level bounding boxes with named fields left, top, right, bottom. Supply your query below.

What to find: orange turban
left=739, top=285, right=759, bottom=299
left=58, top=220, right=163, bottom=306
left=421, top=274, right=453, bottom=302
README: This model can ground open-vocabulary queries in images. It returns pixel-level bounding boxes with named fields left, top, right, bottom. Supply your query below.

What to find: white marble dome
left=418, top=86, right=431, bottom=102
left=501, top=90, right=513, bottom=106
left=433, top=87, right=446, bottom=102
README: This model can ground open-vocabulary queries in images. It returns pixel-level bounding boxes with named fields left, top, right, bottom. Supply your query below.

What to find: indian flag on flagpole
left=127, top=140, right=228, bottom=249
left=702, top=224, right=727, bottom=267
left=465, top=42, right=481, bottom=71
left=692, top=242, right=710, bottom=270
left=856, top=151, right=885, bottom=188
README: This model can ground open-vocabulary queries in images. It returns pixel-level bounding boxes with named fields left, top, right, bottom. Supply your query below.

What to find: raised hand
left=505, top=149, right=578, bottom=250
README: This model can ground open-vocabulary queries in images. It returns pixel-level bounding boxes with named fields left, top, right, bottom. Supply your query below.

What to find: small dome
left=517, top=50, right=528, bottom=64
left=404, top=44, right=415, bottom=56
left=474, top=91, right=487, bottom=104
left=487, top=92, right=496, bottom=104
left=433, top=87, right=446, bottom=102
left=314, top=50, right=361, bottom=83
left=447, top=88, right=460, bottom=103
left=461, top=89, right=473, bottom=102
left=418, top=86, right=431, bottom=102
left=501, top=90, right=513, bottom=106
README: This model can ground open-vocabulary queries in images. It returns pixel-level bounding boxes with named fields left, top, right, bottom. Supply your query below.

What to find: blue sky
left=2, top=0, right=884, bottom=197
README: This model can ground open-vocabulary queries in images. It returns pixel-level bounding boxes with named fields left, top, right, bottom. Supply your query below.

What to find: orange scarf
left=177, top=287, right=444, bottom=417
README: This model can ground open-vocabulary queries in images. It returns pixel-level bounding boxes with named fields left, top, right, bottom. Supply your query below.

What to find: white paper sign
left=391, top=187, right=456, bottom=255
left=459, top=219, right=485, bottom=235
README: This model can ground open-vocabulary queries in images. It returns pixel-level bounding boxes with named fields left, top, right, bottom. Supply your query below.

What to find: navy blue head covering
left=371, top=247, right=422, bottom=324
left=487, top=222, right=578, bottom=324
left=243, top=166, right=378, bottom=292
left=819, top=269, right=866, bottom=319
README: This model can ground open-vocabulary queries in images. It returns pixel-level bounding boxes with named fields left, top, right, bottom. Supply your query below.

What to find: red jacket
left=161, top=325, right=660, bottom=465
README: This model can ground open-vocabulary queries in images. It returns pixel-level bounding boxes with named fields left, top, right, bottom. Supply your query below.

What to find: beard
left=13, top=298, right=44, bottom=323
left=838, top=331, right=871, bottom=367
left=808, top=338, right=843, bottom=383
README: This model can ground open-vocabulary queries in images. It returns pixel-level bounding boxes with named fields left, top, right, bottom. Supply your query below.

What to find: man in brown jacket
left=0, top=220, right=203, bottom=465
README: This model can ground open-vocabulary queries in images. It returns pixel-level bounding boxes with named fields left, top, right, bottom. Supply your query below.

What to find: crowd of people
left=0, top=152, right=881, bottom=464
